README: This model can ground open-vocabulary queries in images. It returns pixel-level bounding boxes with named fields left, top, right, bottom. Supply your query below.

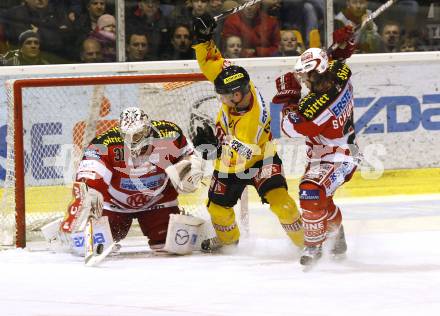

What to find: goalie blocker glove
left=191, top=123, right=220, bottom=160
left=193, top=13, right=217, bottom=43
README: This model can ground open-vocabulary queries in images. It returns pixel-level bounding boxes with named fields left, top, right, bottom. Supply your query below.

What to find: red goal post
left=0, top=73, right=248, bottom=248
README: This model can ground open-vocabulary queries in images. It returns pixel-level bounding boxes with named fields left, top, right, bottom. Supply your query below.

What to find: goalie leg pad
left=41, top=218, right=71, bottom=252
left=70, top=216, right=114, bottom=257
left=163, top=214, right=205, bottom=255
left=136, top=207, right=180, bottom=247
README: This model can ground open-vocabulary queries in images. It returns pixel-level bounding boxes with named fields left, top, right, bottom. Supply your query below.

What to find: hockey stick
left=84, top=216, right=116, bottom=267
left=327, top=0, right=397, bottom=55
left=214, top=0, right=262, bottom=21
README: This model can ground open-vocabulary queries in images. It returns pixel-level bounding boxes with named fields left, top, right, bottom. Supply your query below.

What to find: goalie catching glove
left=165, top=153, right=205, bottom=194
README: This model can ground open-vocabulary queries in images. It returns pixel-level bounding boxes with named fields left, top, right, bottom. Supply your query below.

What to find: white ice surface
left=1, top=195, right=440, bottom=316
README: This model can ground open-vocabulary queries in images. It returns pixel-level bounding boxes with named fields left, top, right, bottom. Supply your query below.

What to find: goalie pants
left=102, top=207, right=180, bottom=247
left=207, top=154, right=303, bottom=247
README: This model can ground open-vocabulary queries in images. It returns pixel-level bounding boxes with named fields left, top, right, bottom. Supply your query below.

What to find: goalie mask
left=119, top=107, right=152, bottom=157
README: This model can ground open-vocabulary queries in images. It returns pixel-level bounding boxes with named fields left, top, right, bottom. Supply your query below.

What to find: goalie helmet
left=295, top=48, right=329, bottom=74
left=119, top=107, right=152, bottom=157
left=214, top=65, right=250, bottom=95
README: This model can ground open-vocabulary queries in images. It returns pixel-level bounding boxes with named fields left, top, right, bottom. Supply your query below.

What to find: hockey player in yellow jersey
left=191, top=13, right=304, bottom=252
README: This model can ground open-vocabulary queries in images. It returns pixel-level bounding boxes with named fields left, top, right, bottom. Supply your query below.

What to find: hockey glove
left=333, top=25, right=354, bottom=44
left=272, top=72, right=302, bottom=106
left=331, top=25, right=356, bottom=60
left=331, top=41, right=356, bottom=60
left=193, top=13, right=217, bottom=44
left=191, top=123, right=220, bottom=160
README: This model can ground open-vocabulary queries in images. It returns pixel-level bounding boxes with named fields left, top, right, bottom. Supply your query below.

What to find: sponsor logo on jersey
left=102, top=136, right=123, bottom=146
left=120, top=174, right=166, bottom=191
left=126, top=193, right=153, bottom=208
left=223, top=73, right=244, bottom=84
left=300, top=94, right=330, bottom=119
left=230, top=139, right=253, bottom=160
left=299, top=189, right=320, bottom=200
left=330, top=85, right=353, bottom=117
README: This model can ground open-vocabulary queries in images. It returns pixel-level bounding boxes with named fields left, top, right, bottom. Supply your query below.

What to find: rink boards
left=1, top=167, right=439, bottom=216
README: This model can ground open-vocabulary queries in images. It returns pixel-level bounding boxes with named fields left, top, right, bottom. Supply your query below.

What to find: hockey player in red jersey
left=273, top=26, right=361, bottom=265
left=43, top=107, right=205, bottom=256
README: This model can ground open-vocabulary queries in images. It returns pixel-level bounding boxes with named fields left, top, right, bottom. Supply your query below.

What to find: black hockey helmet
left=214, top=65, right=250, bottom=95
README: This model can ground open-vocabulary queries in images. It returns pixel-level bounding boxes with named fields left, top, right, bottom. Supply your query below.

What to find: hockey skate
left=300, top=245, right=323, bottom=266
left=200, top=237, right=223, bottom=253
left=330, top=225, right=347, bottom=257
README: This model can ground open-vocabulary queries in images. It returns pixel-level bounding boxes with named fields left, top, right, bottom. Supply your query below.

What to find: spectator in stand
left=80, top=37, right=103, bottom=62
left=399, top=35, right=419, bottom=52
left=273, top=30, right=303, bottom=56
left=382, top=0, right=419, bottom=38
left=88, top=13, right=116, bottom=62
left=50, top=1, right=83, bottom=23
left=169, top=0, right=209, bottom=29
left=0, top=15, right=9, bottom=55
left=222, top=0, right=280, bottom=57
left=334, top=0, right=382, bottom=53
left=419, top=1, right=440, bottom=51
left=380, top=21, right=401, bottom=53
left=73, top=0, right=107, bottom=60
left=278, top=0, right=323, bottom=48
left=163, top=23, right=194, bottom=60
left=3, top=0, right=74, bottom=60
left=222, top=35, right=242, bottom=58
left=4, top=30, right=49, bottom=65
left=125, top=0, right=170, bottom=60
left=126, top=33, right=151, bottom=62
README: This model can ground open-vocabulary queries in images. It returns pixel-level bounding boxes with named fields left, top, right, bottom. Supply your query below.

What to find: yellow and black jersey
left=193, top=40, right=276, bottom=173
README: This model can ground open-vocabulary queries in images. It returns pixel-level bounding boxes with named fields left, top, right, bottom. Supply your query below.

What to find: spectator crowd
left=0, top=0, right=439, bottom=66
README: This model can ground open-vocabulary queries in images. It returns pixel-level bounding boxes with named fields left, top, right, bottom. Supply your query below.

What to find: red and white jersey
left=76, top=120, right=192, bottom=213
left=282, top=61, right=360, bottom=163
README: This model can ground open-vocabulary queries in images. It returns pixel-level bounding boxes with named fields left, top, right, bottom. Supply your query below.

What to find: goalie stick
left=84, top=216, right=116, bottom=267
left=214, top=0, right=262, bottom=21
left=327, top=0, right=397, bottom=55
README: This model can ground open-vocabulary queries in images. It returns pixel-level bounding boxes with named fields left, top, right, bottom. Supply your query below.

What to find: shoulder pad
left=298, top=93, right=332, bottom=121
left=91, top=126, right=123, bottom=146
left=328, top=60, right=352, bottom=85
left=151, top=120, right=183, bottom=140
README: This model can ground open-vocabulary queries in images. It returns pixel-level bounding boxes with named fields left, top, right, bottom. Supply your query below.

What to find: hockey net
left=0, top=73, right=248, bottom=248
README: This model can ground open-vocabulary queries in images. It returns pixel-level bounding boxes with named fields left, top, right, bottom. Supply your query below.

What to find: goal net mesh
left=0, top=74, right=226, bottom=246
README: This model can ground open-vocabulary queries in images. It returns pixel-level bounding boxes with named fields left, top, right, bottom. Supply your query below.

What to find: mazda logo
left=175, top=229, right=190, bottom=245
